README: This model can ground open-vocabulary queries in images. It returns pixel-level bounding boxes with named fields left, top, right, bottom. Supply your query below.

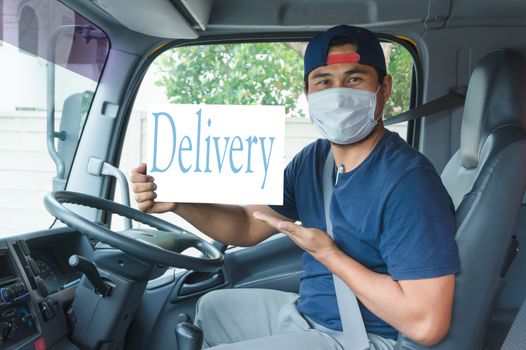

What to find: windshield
left=0, top=0, right=109, bottom=237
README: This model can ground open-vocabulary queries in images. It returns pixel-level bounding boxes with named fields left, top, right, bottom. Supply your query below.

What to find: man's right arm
left=130, top=164, right=287, bottom=246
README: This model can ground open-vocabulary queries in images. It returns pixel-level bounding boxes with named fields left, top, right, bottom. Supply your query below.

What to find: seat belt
left=323, top=151, right=370, bottom=350
left=384, top=88, right=466, bottom=126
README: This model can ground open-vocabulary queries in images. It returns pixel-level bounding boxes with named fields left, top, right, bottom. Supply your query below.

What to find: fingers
left=130, top=163, right=154, bottom=185
left=277, top=221, right=300, bottom=235
left=137, top=200, right=155, bottom=213
left=253, top=211, right=302, bottom=235
left=129, top=172, right=154, bottom=185
left=131, top=181, right=156, bottom=194
left=253, top=211, right=300, bottom=247
left=129, top=164, right=156, bottom=195
left=253, top=211, right=282, bottom=229
left=131, top=163, right=147, bottom=175
left=134, top=190, right=157, bottom=204
left=129, top=164, right=157, bottom=212
left=128, top=164, right=176, bottom=214
left=254, top=210, right=338, bottom=261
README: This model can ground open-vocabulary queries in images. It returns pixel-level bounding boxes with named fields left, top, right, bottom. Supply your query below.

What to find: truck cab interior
left=1, top=0, right=526, bottom=349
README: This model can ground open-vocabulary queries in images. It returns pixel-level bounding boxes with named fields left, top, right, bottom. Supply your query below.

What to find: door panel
left=226, top=234, right=303, bottom=292
left=127, top=234, right=304, bottom=350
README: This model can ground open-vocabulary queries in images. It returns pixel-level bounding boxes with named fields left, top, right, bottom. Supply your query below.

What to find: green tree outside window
left=155, top=42, right=413, bottom=118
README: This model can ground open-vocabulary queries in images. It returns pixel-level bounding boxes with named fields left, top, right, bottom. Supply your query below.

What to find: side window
left=115, top=40, right=415, bottom=235
left=382, top=41, right=414, bottom=138
left=0, top=1, right=109, bottom=237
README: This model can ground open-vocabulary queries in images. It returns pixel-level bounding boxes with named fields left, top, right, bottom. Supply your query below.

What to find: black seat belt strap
left=384, top=88, right=466, bottom=126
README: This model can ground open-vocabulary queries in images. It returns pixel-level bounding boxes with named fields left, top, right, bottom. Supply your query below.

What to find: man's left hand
left=253, top=211, right=341, bottom=263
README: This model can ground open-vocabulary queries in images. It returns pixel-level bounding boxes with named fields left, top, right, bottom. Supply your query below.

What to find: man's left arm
left=321, top=245, right=455, bottom=346
left=253, top=211, right=455, bottom=346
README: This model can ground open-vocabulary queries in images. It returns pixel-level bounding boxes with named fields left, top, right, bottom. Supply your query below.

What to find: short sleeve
left=379, top=167, right=460, bottom=280
left=269, top=154, right=300, bottom=221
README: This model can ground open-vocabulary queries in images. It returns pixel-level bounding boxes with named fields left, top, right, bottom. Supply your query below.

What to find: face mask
left=308, top=87, right=382, bottom=145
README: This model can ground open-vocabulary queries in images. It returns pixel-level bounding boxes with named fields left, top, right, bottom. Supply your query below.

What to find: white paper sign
left=147, top=104, right=284, bottom=205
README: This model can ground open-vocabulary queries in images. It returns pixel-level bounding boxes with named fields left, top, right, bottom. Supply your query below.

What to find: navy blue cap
left=304, top=25, right=386, bottom=80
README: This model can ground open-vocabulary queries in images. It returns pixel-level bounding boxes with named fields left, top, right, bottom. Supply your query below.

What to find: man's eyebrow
left=310, top=72, right=332, bottom=80
left=310, top=68, right=370, bottom=80
left=344, top=68, right=369, bottom=75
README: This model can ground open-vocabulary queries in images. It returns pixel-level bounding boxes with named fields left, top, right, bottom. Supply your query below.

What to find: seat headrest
left=461, top=49, right=526, bottom=169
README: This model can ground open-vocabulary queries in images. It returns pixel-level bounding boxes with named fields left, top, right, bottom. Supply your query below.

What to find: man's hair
left=304, top=35, right=386, bottom=89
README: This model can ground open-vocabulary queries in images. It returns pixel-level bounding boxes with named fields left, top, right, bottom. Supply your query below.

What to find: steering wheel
left=44, top=191, right=224, bottom=272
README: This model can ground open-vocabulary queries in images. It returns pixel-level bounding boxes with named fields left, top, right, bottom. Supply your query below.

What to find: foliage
left=155, top=42, right=413, bottom=119
left=155, top=43, right=305, bottom=116
left=385, top=44, right=413, bottom=117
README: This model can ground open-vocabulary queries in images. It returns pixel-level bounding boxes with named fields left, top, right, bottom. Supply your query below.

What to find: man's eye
left=349, top=77, right=363, bottom=83
left=316, top=80, right=330, bottom=85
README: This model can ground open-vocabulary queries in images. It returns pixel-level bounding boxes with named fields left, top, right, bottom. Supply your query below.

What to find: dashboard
left=34, top=258, right=80, bottom=295
left=24, top=246, right=82, bottom=296
left=0, top=252, right=35, bottom=348
left=0, top=228, right=90, bottom=350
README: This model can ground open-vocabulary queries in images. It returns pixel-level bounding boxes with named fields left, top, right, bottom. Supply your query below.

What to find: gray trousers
left=194, top=288, right=396, bottom=350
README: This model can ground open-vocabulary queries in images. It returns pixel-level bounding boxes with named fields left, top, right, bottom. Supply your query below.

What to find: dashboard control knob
left=1, top=322, right=11, bottom=342
left=39, top=301, right=55, bottom=321
left=0, top=288, right=15, bottom=303
left=35, top=278, right=49, bottom=297
left=0, top=321, right=20, bottom=341
left=8, top=322, right=20, bottom=340
left=21, top=313, right=34, bottom=327
left=15, top=283, right=26, bottom=297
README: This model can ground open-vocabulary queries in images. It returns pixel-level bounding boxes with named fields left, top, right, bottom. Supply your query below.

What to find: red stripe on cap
left=326, top=53, right=361, bottom=65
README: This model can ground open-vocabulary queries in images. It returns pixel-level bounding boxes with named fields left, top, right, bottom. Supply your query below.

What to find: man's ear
left=381, top=74, right=392, bottom=101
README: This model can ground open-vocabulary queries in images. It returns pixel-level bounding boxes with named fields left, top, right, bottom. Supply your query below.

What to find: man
left=130, top=25, right=460, bottom=350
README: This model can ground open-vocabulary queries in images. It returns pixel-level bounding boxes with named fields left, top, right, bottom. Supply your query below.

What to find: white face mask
left=308, top=87, right=382, bottom=145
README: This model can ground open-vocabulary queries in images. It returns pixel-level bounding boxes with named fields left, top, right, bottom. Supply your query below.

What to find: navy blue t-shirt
left=270, top=130, right=460, bottom=340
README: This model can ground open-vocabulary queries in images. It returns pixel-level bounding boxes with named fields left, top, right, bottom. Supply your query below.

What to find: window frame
left=113, top=31, right=421, bottom=157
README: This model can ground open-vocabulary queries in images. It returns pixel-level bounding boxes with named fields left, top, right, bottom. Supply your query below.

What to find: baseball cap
left=304, top=25, right=386, bottom=80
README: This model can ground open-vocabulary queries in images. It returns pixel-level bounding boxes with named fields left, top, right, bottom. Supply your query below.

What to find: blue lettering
left=214, top=136, right=230, bottom=172
left=150, top=112, right=176, bottom=173
left=229, top=136, right=243, bottom=173
left=178, top=136, right=192, bottom=173
left=245, top=136, right=258, bottom=173
left=204, top=134, right=212, bottom=173
left=259, top=137, right=275, bottom=189
left=194, top=109, right=202, bottom=173
left=149, top=109, right=279, bottom=194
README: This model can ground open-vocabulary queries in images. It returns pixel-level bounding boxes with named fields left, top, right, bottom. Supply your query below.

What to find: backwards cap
left=304, top=25, right=386, bottom=80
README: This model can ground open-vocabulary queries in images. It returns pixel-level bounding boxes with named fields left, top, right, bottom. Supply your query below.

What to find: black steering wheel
left=44, top=191, right=224, bottom=272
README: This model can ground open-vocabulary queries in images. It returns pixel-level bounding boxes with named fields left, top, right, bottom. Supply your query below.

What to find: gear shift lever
left=176, top=313, right=203, bottom=350
left=69, top=255, right=111, bottom=297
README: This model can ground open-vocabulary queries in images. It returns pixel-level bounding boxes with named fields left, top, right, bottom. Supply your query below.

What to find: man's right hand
left=129, top=163, right=176, bottom=214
